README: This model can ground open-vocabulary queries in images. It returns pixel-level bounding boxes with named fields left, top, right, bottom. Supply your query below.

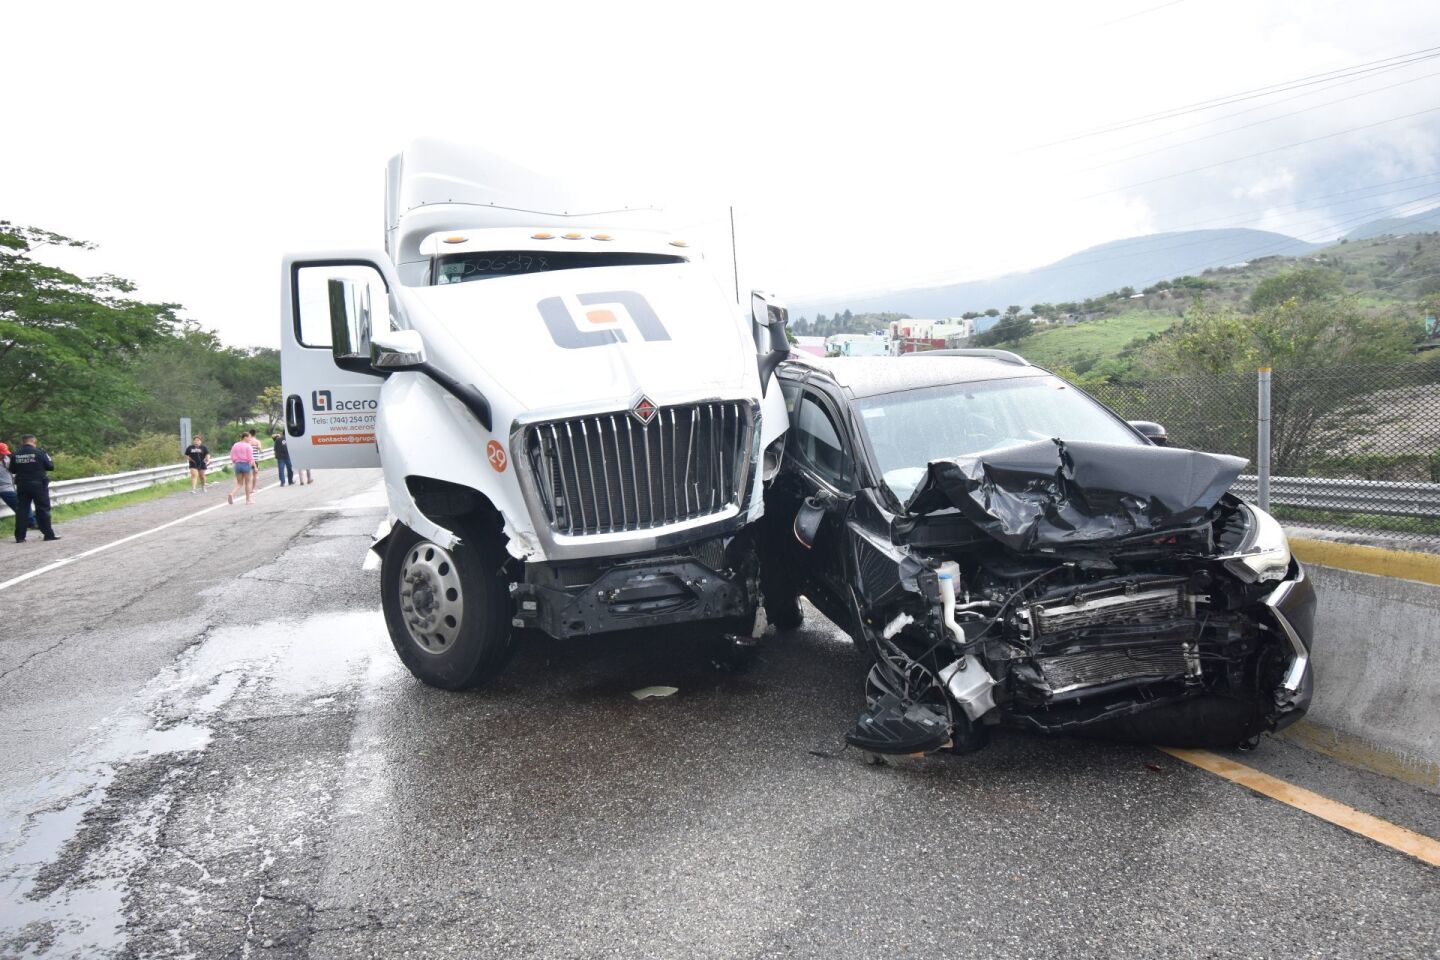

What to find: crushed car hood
left=904, top=439, right=1247, bottom=551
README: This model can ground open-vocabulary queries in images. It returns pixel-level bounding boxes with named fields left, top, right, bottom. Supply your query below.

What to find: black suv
left=761, top=352, right=1314, bottom=755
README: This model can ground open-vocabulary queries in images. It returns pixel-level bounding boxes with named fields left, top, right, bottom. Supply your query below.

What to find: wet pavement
left=1, top=471, right=1437, bottom=959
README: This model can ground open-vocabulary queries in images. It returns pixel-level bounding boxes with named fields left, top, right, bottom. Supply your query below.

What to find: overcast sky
left=4, top=0, right=1438, bottom=347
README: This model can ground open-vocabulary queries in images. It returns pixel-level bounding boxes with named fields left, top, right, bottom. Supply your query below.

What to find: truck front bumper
left=513, top=542, right=757, bottom=639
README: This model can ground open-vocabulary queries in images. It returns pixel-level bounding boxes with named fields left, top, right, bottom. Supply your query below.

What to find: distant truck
left=280, top=140, right=791, bottom=688
left=825, top=334, right=890, bottom=357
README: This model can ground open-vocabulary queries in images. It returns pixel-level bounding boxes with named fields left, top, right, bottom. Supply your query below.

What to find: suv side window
left=794, top=392, right=852, bottom=489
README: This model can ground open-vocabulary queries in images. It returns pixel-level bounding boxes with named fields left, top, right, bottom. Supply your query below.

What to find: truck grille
left=524, top=401, right=753, bottom=536
left=1038, top=645, right=1188, bottom=694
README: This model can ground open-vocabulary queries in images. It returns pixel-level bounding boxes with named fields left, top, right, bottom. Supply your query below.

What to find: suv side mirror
left=1129, top=420, right=1169, bottom=446
left=371, top=329, right=427, bottom=370
left=752, top=290, right=791, bottom=395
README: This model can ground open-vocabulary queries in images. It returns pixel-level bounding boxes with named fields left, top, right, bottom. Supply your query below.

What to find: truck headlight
left=1225, top=504, right=1292, bottom=583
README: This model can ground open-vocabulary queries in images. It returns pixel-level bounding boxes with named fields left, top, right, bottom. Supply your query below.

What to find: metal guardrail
left=1, top=450, right=275, bottom=519
left=1232, top=474, right=1440, bottom=519
left=6, top=459, right=1434, bottom=524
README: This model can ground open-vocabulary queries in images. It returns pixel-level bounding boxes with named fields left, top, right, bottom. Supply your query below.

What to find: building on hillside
left=890, top=317, right=975, bottom=354
left=792, top=336, right=828, bottom=358
left=825, top=333, right=891, bottom=357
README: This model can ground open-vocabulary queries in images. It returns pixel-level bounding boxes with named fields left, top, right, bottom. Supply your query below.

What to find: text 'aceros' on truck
left=761, top=352, right=1314, bottom=755
left=280, top=139, right=792, bottom=688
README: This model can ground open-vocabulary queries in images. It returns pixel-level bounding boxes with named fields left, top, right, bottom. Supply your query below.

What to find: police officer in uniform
left=10, top=434, right=59, bottom=543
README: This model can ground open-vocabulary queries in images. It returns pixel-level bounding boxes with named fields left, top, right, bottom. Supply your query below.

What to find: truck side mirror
left=752, top=290, right=791, bottom=395
left=328, top=277, right=373, bottom=362
left=1129, top=420, right=1169, bottom=446
left=371, top=330, right=428, bottom=370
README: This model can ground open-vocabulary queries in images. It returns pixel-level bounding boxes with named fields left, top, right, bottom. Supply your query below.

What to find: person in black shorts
left=184, top=434, right=211, bottom=493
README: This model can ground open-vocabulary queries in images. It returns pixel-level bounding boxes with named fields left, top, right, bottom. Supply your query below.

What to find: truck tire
left=759, top=552, right=804, bottom=631
left=381, top=522, right=516, bottom=689
left=765, top=591, right=804, bottom=631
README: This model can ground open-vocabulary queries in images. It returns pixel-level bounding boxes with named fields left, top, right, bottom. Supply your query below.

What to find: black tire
left=381, top=522, right=516, bottom=689
left=765, top=592, right=804, bottom=631
left=760, top=558, right=805, bottom=631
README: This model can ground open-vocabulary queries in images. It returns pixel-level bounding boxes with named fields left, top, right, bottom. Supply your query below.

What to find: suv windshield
left=433, top=250, right=686, bottom=285
left=858, top=375, right=1142, bottom=501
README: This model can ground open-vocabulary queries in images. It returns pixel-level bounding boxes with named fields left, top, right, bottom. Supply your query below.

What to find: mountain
left=792, top=228, right=1320, bottom=320
left=1344, top=205, right=1440, bottom=241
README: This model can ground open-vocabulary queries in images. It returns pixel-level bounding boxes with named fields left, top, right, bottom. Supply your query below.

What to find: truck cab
left=281, top=139, right=790, bottom=688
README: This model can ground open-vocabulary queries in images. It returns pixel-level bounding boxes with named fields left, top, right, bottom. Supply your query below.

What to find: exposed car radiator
left=524, top=401, right=753, bottom=536
left=1025, top=578, right=1188, bottom=638
left=1038, top=645, right=1188, bottom=695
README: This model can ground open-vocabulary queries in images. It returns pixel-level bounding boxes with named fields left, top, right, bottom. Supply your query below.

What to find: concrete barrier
left=1282, top=537, right=1440, bottom=792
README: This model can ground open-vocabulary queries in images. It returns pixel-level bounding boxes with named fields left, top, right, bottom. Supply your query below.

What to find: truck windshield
left=857, top=376, right=1143, bottom=502
left=433, top=251, right=686, bottom=285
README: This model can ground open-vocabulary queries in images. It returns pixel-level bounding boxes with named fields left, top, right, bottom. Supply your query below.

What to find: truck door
left=280, top=253, right=391, bottom=470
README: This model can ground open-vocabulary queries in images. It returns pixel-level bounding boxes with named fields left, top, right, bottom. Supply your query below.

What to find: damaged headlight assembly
left=1222, top=504, right=1292, bottom=584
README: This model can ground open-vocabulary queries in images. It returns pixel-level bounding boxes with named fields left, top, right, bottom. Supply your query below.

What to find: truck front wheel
left=381, top=522, right=516, bottom=689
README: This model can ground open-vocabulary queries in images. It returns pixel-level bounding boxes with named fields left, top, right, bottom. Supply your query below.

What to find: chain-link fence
left=1087, top=361, right=1440, bottom=544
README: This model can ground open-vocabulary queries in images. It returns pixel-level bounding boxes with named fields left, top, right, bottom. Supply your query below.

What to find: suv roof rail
left=900, top=348, right=1031, bottom=366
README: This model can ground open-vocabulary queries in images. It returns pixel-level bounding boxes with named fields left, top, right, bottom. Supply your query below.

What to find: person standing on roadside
left=184, top=434, right=211, bottom=493
left=0, top=442, right=37, bottom=535
left=271, top=432, right=295, bottom=486
left=227, top=432, right=256, bottom=505
left=245, top=430, right=263, bottom=498
left=10, top=434, right=59, bottom=542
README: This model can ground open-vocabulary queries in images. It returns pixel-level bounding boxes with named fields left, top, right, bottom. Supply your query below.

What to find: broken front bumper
left=512, top=545, right=756, bottom=639
left=1265, top=560, right=1316, bottom=729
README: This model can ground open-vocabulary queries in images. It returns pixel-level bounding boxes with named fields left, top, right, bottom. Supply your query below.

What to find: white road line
left=0, top=482, right=283, bottom=593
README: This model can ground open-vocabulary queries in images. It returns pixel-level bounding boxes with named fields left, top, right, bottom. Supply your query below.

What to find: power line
left=792, top=190, right=1440, bottom=312
left=1031, top=45, right=1440, bottom=150
left=1076, top=55, right=1440, bottom=160
left=1074, top=69, right=1440, bottom=173
left=1037, top=176, right=1440, bottom=258
left=1077, top=104, right=1440, bottom=200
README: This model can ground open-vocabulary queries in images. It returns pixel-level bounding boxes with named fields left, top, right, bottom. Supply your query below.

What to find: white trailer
left=280, top=140, right=790, bottom=688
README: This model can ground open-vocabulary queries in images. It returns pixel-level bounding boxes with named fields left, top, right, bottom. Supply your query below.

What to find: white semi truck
left=280, top=139, right=791, bottom=687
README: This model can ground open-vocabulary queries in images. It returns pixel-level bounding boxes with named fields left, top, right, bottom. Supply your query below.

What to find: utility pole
left=1257, top=368, right=1271, bottom=511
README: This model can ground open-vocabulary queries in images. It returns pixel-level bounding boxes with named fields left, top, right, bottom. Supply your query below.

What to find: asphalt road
left=1, top=471, right=1437, bottom=959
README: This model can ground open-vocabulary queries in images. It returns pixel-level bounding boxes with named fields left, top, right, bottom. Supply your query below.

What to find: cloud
left=2, top=0, right=1438, bottom=345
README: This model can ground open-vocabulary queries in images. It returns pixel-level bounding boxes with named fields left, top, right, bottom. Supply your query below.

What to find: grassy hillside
left=989, top=232, right=1440, bottom=378
left=1007, top=311, right=1175, bottom=371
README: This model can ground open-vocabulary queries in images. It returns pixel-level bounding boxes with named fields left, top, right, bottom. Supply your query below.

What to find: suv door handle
left=285, top=394, right=305, bottom=437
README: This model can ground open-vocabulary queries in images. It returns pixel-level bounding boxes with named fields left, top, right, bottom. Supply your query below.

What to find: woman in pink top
left=227, top=433, right=256, bottom=505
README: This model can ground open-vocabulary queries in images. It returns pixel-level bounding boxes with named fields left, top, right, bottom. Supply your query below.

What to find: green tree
left=1249, top=268, right=1343, bottom=311
left=260, top=384, right=285, bottom=432
left=0, top=222, right=179, bottom=454
left=1131, top=296, right=1421, bottom=470
left=974, top=313, right=1034, bottom=347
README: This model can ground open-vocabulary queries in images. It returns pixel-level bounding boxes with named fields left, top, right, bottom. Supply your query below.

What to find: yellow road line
left=1289, top=537, right=1440, bottom=587
left=1160, top=747, right=1440, bottom=868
